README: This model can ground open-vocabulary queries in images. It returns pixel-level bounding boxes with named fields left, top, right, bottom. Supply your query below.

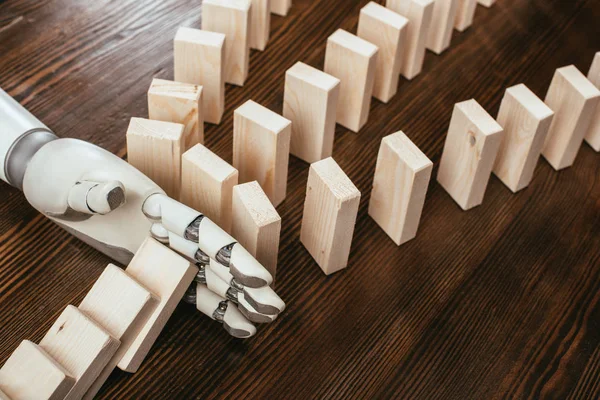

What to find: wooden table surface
left=1, top=0, right=599, bottom=398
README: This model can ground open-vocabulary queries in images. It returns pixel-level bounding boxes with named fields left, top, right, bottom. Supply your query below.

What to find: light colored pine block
left=357, top=2, right=408, bottom=103
left=0, top=340, right=75, bottom=400
left=283, top=62, right=340, bottom=163
left=181, top=144, right=239, bottom=232
left=271, top=0, right=291, bottom=16
left=202, top=0, right=251, bottom=87
left=79, top=264, right=158, bottom=400
left=233, top=100, right=291, bottom=207
left=427, top=0, right=459, bottom=54
left=454, top=0, right=477, bottom=31
left=437, top=99, right=504, bottom=210
left=368, top=131, right=433, bottom=246
left=542, top=65, right=600, bottom=170
left=117, top=237, right=197, bottom=373
left=478, top=0, right=495, bottom=7
left=493, top=84, right=554, bottom=193
left=40, top=306, right=120, bottom=400
left=324, top=29, right=378, bottom=132
left=148, top=78, right=203, bottom=150
left=250, top=0, right=270, bottom=51
left=386, top=0, right=434, bottom=80
left=0, top=389, right=9, bottom=400
left=585, top=52, right=600, bottom=151
left=232, top=181, right=281, bottom=278
left=126, top=117, right=184, bottom=199
left=300, top=157, right=361, bottom=275
left=174, top=28, right=225, bottom=124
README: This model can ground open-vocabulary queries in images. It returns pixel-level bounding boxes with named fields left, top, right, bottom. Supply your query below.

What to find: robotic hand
left=0, top=88, right=284, bottom=338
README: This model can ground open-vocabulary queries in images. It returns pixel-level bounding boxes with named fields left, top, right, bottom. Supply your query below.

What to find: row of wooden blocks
left=0, top=239, right=197, bottom=400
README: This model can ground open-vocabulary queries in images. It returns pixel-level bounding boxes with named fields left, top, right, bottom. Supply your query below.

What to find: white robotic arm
left=0, top=88, right=284, bottom=338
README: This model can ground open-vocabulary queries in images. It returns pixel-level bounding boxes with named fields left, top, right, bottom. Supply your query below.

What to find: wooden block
left=386, top=0, right=435, bottom=80
left=40, top=306, right=120, bottom=400
left=117, top=237, right=197, bottom=373
left=0, top=340, right=75, bottom=400
left=454, top=0, right=477, bottom=31
left=174, top=28, right=225, bottom=125
left=542, top=65, right=600, bottom=170
left=232, top=181, right=281, bottom=278
left=368, top=131, right=433, bottom=246
left=126, top=117, right=184, bottom=199
left=324, top=29, right=378, bottom=132
left=493, top=84, right=554, bottom=193
left=283, top=62, right=340, bottom=163
left=477, top=0, right=495, bottom=7
left=271, top=0, right=291, bottom=16
left=300, top=157, right=361, bottom=275
left=202, top=0, right=251, bottom=87
left=427, top=0, right=459, bottom=54
left=585, top=52, right=600, bottom=151
left=148, top=78, right=203, bottom=150
left=437, top=99, right=504, bottom=210
left=250, top=0, right=270, bottom=51
left=0, top=389, right=9, bottom=400
left=79, top=264, right=158, bottom=399
left=233, top=100, right=291, bottom=207
left=357, top=2, right=408, bottom=103
left=181, top=144, right=239, bottom=232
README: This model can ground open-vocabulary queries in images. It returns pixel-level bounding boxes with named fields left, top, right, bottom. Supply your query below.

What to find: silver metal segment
left=4, top=130, right=57, bottom=190
left=106, top=186, right=126, bottom=211
left=212, top=301, right=228, bottom=322
left=183, top=215, right=204, bottom=242
left=183, top=284, right=197, bottom=304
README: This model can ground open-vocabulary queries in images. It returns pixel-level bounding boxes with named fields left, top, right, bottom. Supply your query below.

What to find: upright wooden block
left=478, top=0, right=495, bottom=7
left=202, top=0, right=251, bottom=86
left=300, top=157, right=361, bottom=275
left=117, top=238, right=197, bottom=373
left=585, top=52, right=600, bottom=151
left=40, top=306, right=120, bottom=400
left=0, top=340, right=75, bottom=400
left=454, top=0, right=477, bottom=31
left=368, top=131, right=433, bottom=246
left=174, top=28, right=225, bottom=124
left=148, top=78, right=203, bottom=150
left=493, top=84, right=554, bottom=193
left=231, top=181, right=281, bottom=278
left=271, top=0, right=291, bottom=16
left=283, top=62, right=340, bottom=163
left=542, top=65, right=600, bottom=170
left=357, top=2, right=408, bottom=103
left=250, top=0, right=270, bottom=51
left=427, top=0, right=459, bottom=54
left=386, top=0, right=435, bottom=80
left=233, top=100, right=291, bottom=207
left=324, top=29, right=378, bottom=132
left=437, top=99, right=504, bottom=210
left=181, top=144, right=239, bottom=232
left=126, top=117, right=184, bottom=199
left=80, top=264, right=158, bottom=399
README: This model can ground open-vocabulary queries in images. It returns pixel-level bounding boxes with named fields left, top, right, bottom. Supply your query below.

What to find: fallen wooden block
left=477, top=0, right=495, bottom=7
left=117, top=237, right=197, bottom=373
left=40, top=306, right=120, bottom=400
left=542, top=65, right=600, bottom=170
left=283, top=62, right=340, bottom=163
left=427, top=0, right=459, bottom=54
left=271, top=0, right=291, bottom=16
left=300, top=157, right=361, bottom=275
left=181, top=144, right=239, bottom=232
left=0, top=340, right=75, bottom=400
left=437, top=99, right=504, bottom=210
left=585, top=52, right=600, bottom=151
left=80, top=264, right=158, bottom=399
left=369, top=131, right=433, bottom=246
left=148, top=78, right=203, bottom=150
left=493, top=84, right=554, bottom=193
left=454, top=0, right=477, bottom=31
left=324, top=29, right=378, bottom=132
left=357, top=2, right=408, bottom=103
left=233, top=100, right=291, bottom=207
left=174, top=27, right=225, bottom=124
left=250, top=0, right=270, bottom=51
left=202, top=0, right=252, bottom=86
left=231, top=181, right=281, bottom=278
left=126, top=117, right=184, bottom=199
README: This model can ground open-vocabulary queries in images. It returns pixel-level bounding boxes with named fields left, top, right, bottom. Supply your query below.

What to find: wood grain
left=0, top=0, right=599, bottom=399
